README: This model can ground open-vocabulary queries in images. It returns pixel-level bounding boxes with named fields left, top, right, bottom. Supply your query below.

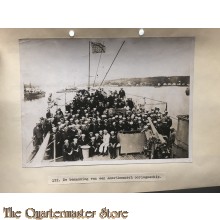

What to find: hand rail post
left=53, top=135, right=56, bottom=162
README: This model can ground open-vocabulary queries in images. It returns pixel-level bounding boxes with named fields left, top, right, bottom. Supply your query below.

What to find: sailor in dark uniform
left=127, top=98, right=134, bottom=110
left=119, top=88, right=126, bottom=99
left=42, top=119, right=52, bottom=137
left=29, top=123, right=44, bottom=161
left=88, top=118, right=99, bottom=134
left=103, top=118, right=110, bottom=132
left=33, top=123, right=44, bottom=147
left=62, top=126, right=73, bottom=143
left=62, top=139, right=73, bottom=161
left=89, top=137, right=96, bottom=157
left=123, top=120, right=131, bottom=131
left=97, top=118, right=104, bottom=131
left=109, top=131, right=118, bottom=159
left=118, top=120, right=125, bottom=132
left=55, top=108, right=63, bottom=122
left=56, top=127, right=63, bottom=157
left=46, top=109, right=53, bottom=119
left=94, top=133, right=102, bottom=154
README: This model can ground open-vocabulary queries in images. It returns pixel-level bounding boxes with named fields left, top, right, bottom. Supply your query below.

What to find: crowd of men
left=32, top=88, right=176, bottom=162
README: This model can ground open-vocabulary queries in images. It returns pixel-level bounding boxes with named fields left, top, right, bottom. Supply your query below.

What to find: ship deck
left=37, top=153, right=149, bottom=167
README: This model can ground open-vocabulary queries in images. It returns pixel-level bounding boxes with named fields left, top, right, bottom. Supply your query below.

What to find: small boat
left=24, top=83, right=45, bottom=101
left=56, top=85, right=78, bottom=93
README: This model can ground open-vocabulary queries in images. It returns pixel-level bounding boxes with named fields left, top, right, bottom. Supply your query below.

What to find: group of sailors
left=32, top=88, right=176, bottom=162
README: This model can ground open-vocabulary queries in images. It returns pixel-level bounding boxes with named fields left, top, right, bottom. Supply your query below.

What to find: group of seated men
left=32, top=88, right=174, bottom=161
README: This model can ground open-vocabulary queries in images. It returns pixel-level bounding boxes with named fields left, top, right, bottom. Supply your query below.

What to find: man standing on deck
left=119, top=88, right=126, bottom=99
left=46, top=109, right=53, bottom=119
left=41, top=118, right=52, bottom=137
left=29, top=123, right=44, bottom=161
left=33, top=123, right=43, bottom=147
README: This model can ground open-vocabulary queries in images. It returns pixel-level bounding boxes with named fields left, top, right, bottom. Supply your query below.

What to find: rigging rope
left=99, top=41, right=125, bottom=87
left=93, top=52, right=103, bottom=87
left=126, top=93, right=166, bottom=104
left=26, top=139, right=34, bottom=149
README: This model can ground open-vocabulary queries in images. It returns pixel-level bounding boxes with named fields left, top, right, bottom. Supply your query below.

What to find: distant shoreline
left=102, top=85, right=189, bottom=87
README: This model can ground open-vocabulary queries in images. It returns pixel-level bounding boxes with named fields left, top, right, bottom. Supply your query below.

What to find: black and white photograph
left=20, top=37, right=194, bottom=167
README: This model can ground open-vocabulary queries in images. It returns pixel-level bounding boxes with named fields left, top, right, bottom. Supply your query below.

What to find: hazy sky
left=19, top=37, right=194, bottom=90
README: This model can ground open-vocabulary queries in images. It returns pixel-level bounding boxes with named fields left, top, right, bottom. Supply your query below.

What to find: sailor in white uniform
left=99, top=129, right=110, bottom=156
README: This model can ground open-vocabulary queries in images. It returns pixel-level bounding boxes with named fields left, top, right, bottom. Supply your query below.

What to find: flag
left=91, top=42, right=106, bottom=53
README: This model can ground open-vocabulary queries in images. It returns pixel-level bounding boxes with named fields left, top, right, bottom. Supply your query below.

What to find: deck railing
left=27, top=132, right=51, bottom=167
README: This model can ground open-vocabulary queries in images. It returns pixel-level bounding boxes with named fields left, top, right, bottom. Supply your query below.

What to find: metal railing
left=27, top=132, right=51, bottom=166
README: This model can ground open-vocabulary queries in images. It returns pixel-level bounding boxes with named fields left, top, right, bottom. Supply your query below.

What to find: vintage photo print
left=19, top=37, right=194, bottom=167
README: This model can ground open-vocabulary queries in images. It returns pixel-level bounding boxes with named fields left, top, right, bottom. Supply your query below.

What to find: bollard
left=81, top=145, right=90, bottom=160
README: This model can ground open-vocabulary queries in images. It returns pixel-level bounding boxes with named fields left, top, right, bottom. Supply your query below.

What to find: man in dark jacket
left=88, top=118, right=99, bottom=134
left=46, top=109, right=53, bottom=119
left=89, top=137, right=96, bottom=157
left=94, top=133, right=102, bottom=154
left=109, top=131, right=118, bottom=159
left=28, top=123, right=44, bottom=161
left=119, top=88, right=126, bottom=99
left=33, top=123, right=43, bottom=147
left=62, top=139, right=73, bottom=161
left=42, top=119, right=52, bottom=137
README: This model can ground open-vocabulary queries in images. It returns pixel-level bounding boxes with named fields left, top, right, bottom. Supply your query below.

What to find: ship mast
left=88, top=41, right=91, bottom=91
left=99, top=40, right=125, bottom=87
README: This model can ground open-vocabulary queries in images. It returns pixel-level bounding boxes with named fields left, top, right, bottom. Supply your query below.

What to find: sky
left=19, top=37, right=195, bottom=90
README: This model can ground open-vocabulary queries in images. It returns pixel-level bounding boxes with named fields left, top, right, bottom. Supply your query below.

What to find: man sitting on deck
left=99, top=129, right=110, bottom=156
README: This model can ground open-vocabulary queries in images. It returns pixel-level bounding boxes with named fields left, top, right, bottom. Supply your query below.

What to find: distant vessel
left=24, top=83, right=45, bottom=101
left=56, top=85, right=78, bottom=93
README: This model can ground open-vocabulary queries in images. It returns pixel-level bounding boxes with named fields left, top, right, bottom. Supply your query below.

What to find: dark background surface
left=152, top=186, right=220, bottom=193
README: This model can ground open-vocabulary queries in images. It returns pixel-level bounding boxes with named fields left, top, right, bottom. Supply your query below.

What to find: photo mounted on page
left=19, top=37, right=194, bottom=167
